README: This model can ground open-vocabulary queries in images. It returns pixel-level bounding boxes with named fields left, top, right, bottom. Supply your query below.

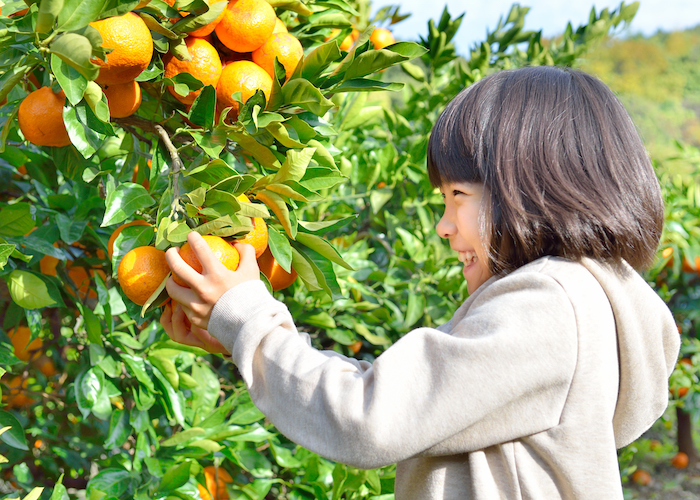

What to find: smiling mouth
left=458, top=251, right=478, bottom=266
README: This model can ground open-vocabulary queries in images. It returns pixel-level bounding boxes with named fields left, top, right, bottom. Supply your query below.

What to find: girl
left=162, top=66, right=680, bottom=499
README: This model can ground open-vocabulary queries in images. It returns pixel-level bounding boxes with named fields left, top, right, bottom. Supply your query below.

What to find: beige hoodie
left=209, top=256, right=680, bottom=499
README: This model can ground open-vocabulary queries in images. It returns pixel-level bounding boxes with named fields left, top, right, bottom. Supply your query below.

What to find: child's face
left=437, top=182, right=492, bottom=294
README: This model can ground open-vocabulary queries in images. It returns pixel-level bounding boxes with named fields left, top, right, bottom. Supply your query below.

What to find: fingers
left=165, top=246, right=201, bottom=289
left=233, top=242, right=256, bottom=266
left=232, top=242, right=261, bottom=280
left=187, top=231, right=220, bottom=275
left=165, top=274, right=201, bottom=306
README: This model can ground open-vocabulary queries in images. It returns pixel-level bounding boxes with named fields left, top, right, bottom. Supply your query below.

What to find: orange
left=369, top=28, right=395, bottom=49
left=216, top=60, right=272, bottom=119
left=131, top=163, right=151, bottom=190
left=257, top=247, right=297, bottom=291
left=672, top=451, right=689, bottom=469
left=40, top=254, right=59, bottom=276
left=9, top=326, right=42, bottom=362
left=18, top=87, right=71, bottom=147
left=3, top=375, right=35, bottom=409
left=117, top=246, right=171, bottom=305
left=682, top=255, right=700, bottom=273
left=90, top=13, right=154, bottom=85
left=103, top=80, right=142, bottom=118
left=34, top=355, right=57, bottom=378
left=189, top=0, right=228, bottom=37
left=67, top=262, right=100, bottom=300
left=631, top=469, right=651, bottom=486
left=172, top=235, right=240, bottom=287
left=108, top=220, right=152, bottom=260
left=236, top=194, right=268, bottom=257
left=164, top=37, right=223, bottom=105
left=273, top=18, right=287, bottom=34
left=198, top=465, right=233, bottom=500
left=326, top=28, right=358, bottom=51
left=214, top=0, right=276, bottom=53
left=252, top=32, right=303, bottom=82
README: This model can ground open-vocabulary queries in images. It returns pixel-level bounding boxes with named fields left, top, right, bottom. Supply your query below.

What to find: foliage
left=0, top=0, right=663, bottom=499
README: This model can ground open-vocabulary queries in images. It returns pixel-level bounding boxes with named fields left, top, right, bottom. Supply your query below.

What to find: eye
left=452, top=189, right=466, bottom=197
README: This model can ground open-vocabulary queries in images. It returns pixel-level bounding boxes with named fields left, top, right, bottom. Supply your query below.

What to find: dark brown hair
left=427, top=66, right=664, bottom=273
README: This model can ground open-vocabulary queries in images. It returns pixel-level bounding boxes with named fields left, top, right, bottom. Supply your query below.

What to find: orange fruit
left=682, top=255, right=700, bottom=273
left=216, top=60, right=272, bottom=119
left=214, top=0, right=276, bottom=53
left=3, top=375, right=35, bottom=409
left=672, top=451, right=689, bottom=469
left=9, top=325, right=42, bottom=362
left=18, top=87, right=71, bottom=147
left=370, top=28, right=395, bottom=49
left=103, top=80, right=142, bottom=118
left=273, top=18, right=287, bottom=34
left=326, top=28, right=358, bottom=51
left=108, top=220, right=152, bottom=260
left=252, top=32, right=303, bottom=82
left=188, top=0, right=228, bottom=37
left=236, top=194, right=268, bottom=257
left=90, top=13, right=154, bottom=85
left=649, top=439, right=662, bottom=451
left=34, top=355, right=57, bottom=378
left=40, top=253, right=59, bottom=276
left=349, top=340, right=362, bottom=354
left=131, top=163, right=151, bottom=189
left=172, top=235, right=240, bottom=287
left=198, top=465, right=233, bottom=500
left=670, top=385, right=689, bottom=398
left=631, top=469, right=651, bottom=486
left=164, top=37, right=223, bottom=105
left=117, top=246, right=171, bottom=305
left=257, top=247, right=297, bottom=291
left=66, top=262, right=100, bottom=300
left=680, top=357, right=693, bottom=367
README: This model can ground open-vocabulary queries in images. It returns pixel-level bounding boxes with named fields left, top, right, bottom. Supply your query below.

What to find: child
left=161, top=66, right=680, bottom=499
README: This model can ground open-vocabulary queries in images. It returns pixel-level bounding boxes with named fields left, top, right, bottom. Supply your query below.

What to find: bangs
left=426, top=83, right=487, bottom=187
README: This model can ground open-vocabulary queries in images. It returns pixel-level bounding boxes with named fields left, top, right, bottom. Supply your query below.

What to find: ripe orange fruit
left=188, top=0, right=228, bottom=37
left=236, top=194, right=268, bottom=257
left=257, top=247, right=297, bottom=291
left=9, top=325, right=42, bottom=362
left=327, top=28, right=358, bottom=51
left=682, top=255, right=700, bottom=273
left=3, top=375, right=34, bottom=409
left=680, top=357, right=693, bottom=367
left=164, top=37, right=223, bottom=105
left=670, top=385, right=689, bottom=398
left=672, top=451, right=689, bottom=469
left=631, top=469, right=651, bottom=486
left=108, top=220, right=152, bottom=260
left=273, top=18, right=287, bottom=34
left=252, top=32, right=303, bottom=81
left=216, top=60, right=272, bottom=119
left=172, top=235, right=240, bottom=286
left=117, top=246, right=171, bottom=305
left=34, top=355, right=57, bottom=378
left=349, top=340, right=362, bottom=354
left=214, top=0, right=276, bottom=53
left=370, top=28, right=395, bottom=49
left=198, top=465, right=233, bottom=500
left=90, top=13, right=154, bottom=85
left=103, top=80, right=142, bottom=118
left=18, top=87, right=71, bottom=147
left=67, top=262, right=100, bottom=300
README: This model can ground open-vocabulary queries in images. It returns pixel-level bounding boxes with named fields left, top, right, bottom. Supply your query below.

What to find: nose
left=436, top=211, right=454, bottom=240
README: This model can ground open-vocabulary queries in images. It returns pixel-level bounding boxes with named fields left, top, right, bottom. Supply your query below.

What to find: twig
left=154, top=124, right=186, bottom=220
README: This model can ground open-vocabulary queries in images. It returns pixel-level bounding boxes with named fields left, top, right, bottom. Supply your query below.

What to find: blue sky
left=378, top=1, right=700, bottom=54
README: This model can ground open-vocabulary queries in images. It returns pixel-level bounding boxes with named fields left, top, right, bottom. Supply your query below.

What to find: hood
left=580, top=258, right=680, bottom=448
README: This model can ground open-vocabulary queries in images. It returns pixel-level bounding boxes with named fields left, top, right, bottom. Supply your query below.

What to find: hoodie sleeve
left=208, top=273, right=577, bottom=469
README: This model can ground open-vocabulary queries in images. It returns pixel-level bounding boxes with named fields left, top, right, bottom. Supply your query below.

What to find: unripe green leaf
left=35, top=0, right=63, bottom=33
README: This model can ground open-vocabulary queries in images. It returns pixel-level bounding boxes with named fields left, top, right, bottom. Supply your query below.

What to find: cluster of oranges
left=115, top=195, right=297, bottom=308
left=2, top=326, right=57, bottom=409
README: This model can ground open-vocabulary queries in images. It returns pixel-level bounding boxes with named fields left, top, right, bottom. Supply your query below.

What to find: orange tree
left=0, top=0, right=655, bottom=498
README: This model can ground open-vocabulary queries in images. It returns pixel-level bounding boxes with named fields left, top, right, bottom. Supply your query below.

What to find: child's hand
left=160, top=300, right=230, bottom=355
left=165, top=231, right=260, bottom=330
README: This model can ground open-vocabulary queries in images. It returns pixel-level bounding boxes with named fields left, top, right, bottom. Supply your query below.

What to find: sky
left=377, top=0, right=700, bottom=54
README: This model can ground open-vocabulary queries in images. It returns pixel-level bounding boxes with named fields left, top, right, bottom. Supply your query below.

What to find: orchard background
left=0, top=0, right=697, bottom=498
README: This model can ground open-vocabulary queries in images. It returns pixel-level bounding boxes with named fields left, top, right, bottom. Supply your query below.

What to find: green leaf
left=79, top=303, right=103, bottom=345
left=58, top=0, right=137, bottom=31
left=227, top=131, right=282, bottom=169
left=161, top=427, right=207, bottom=447
left=301, top=40, right=342, bottom=81
left=104, top=409, right=131, bottom=449
left=158, top=462, right=191, bottom=492
left=189, top=127, right=227, bottom=158
left=188, top=84, right=217, bottom=128
left=8, top=270, right=57, bottom=309
left=51, top=54, right=88, bottom=106
left=85, top=469, right=134, bottom=499
left=0, top=411, right=29, bottom=450
left=49, top=32, right=100, bottom=81
left=274, top=147, right=315, bottom=183
left=255, top=190, right=295, bottom=239
left=102, top=181, right=155, bottom=227
left=295, top=232, right=352, bottom=270
left=149, top=351, right=179, bottom=391
left=266, top=0, right=313, bottom=15
left=294, top=244, right=342, bottom=299
left=267, top=226, right=293, bottom=273
left=281, top=79, right=335, bottom=116
left=0, top=65, right=31, bottom=105
left=297, top=215, right=356, bottom=235
left=0, top=203, right=34, bottom=237
left=332, top=78, right=403, bottom=93
left=0, top=244, right=15, bottom=270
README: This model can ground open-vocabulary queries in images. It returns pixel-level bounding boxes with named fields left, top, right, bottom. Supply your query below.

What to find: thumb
left=233, top=242, right=258, bottom=270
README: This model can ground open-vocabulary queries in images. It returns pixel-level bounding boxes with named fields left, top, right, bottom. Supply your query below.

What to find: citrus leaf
left=294, top=244, right=342, bottom=299
left=36, top=0, right=64, bottom=33
left=58, top=0, right=138, bottom=31
left=8, top=270, right=57, bottom=309
left=189, top=127, right=227, bottom=158
left=188, top=84, right=216, bottom=128
left=102, top=182, right=155, bottom=227
left=0, top=243, right=15, bottom=270
left=281, top=79, right=335, bottom=116
left=158, top=461, right=192, bottom=490
left=295, top=232, right=353, bottom=270
left=266, top=0, right=313, bottom=16
left=161, top=427, right=207, bottom=447
left=0, top=65, right=30, bottom=105
left=172, top=0, right=226, bottom=34
left=265, top=183, right=309, bottom=202
left=332, top=78, right=403, bottom=93
left=267, top=226, right=292, bottom=273
left=82, top=80, right=110, bottom=123
left=228, top=131, right=281, bottom=169
left=255, top=190, right=295, bottom=239
left=0, top=203, right=34, bottom=237
left=49, top=32, right=100, bottom=81
left=265, top=121, right=305, bottom=148
left=139, top=11, right=178, bottom=39
left=0, top=411, right=29, bottom=450
left=297, top=215, right=356, bottom=235
left=51, top=54, right=88, bottom=106
left=274, top=147, right=315, bottom=183
left=301, top=40, right=342, bottom=81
